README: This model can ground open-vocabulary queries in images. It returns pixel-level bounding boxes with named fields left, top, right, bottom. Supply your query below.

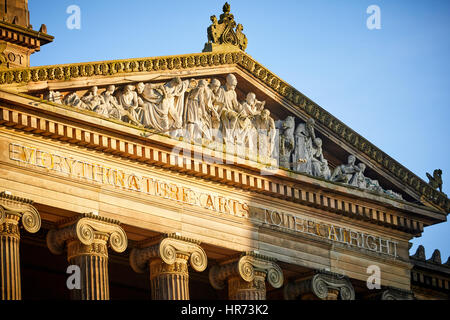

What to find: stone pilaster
left=209, top=252, right=284, bottom=300
left=46, top=213, right=127, bottom=300
left=0, top=191, right=41, bottom=300
left=284, top=270, right=355, bottom=300
left=130, top=234, right=207, bottom=300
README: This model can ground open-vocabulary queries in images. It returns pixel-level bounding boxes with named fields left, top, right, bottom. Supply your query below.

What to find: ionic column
left=130, top=234, right=207, bottom=300
left=380, top=287, right=414, bottom=300
left=284, top=270, right=355, bottom=300
left=209, top=252, right=284, bottom=300
left=0, top=191, right=41, bottom=300
left=46, top=213, right=127, bottom=300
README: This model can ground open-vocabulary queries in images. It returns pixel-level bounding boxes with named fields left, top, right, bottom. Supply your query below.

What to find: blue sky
left=28, top=0, right=449, bottom=261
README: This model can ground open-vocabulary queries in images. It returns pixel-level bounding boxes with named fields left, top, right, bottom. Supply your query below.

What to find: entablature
left=0, top=92, right=444, bottom=239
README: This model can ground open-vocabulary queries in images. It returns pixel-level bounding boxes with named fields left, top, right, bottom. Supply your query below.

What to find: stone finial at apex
left=203, top=2, right=248, bottom=53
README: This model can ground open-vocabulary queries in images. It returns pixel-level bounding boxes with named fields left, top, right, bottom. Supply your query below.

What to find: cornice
left=0, top=21, right=54, bottom=48
left=0, top=50, right=447, bottom=213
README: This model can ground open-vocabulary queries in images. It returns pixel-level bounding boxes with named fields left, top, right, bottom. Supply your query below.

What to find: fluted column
left=130, top=234, right=207, bottom=300
left=46, top=213, right=127, bottom=300
left=284, top=270, right=355, bottom=300
left=0, top=191, right=41, bottom=300
left=209, top=252, right=284, bottom=300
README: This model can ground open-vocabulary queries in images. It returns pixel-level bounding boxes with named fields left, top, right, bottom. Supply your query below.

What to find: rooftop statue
left=426, top=169, right=444, bottom=194
left=203, top=3, right=248, bottom=52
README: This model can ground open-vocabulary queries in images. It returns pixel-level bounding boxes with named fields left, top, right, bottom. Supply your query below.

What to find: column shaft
left=69, top=253, right=109, bottom=300
left=67, top=238, right=110, bottom=300
left=149, top=256, right=189, bottom=300
left=228, top=272, right=266, bottom=300
left=0, top=215, right=21, bottom=300
left=46, top=213, right=128, bottom=301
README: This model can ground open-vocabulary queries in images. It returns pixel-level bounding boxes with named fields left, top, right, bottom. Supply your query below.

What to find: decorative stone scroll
left=130, top=233, right=207, bottom=300
left=284, top=270, right=355, bottom=300
left=46, top=213, right=127, bottom=300
left=209, top=251, right=283, bottom=300
left=0, top=191, right=41, bottom=300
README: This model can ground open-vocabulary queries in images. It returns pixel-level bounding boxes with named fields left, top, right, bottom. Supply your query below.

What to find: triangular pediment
left=0, top=49, right=448, bottom=217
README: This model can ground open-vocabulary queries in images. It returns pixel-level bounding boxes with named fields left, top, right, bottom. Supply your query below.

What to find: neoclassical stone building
left=0, top=1, right=448, bottom=300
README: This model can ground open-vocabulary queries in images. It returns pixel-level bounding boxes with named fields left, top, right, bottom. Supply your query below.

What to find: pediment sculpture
left=44, top=73, right=402, bottom=200
left=203, top=2, right=248, bottom=52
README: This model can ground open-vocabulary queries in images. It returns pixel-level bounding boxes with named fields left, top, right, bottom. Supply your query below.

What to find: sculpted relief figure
left=292, top=118, right=331, bottom=179
left=64, top=91, right=88, bottom=110
left=254, top=109, right=276, bottom=157
left=310, top=138, right=331, bottom=180
left=234, top=92, right=263, bottom=148
left=331, top=155, right=403, bottom=199
left=330, top=155, right=360, bottom=183
left=185, top=79, right=218, bottom=141
left=293, top=118, right=316, bottom=174
left=138, top=77, right=189, bottom=136
left=101, top=85, right=123, bottom=120
left=115, top=84, right=144, bottom=126
left=277, top=116, right=295, bottom=169
left=81, top=86, right=110, bottom=117
left=207, top=15, right=220, bottom=44
left=208, top=78, right=222, bottom=141
left=45, top=90, right=62, bottom=104
left=216, top=74, right=241, bottom=145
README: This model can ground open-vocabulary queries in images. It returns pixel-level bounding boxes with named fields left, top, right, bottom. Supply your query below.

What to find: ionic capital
left=209, top=252, right=284, bottom=290
left=46, top=213, right=127, bottom=256
left=380, top=287, right=414, bottom=300
left=284, top=270, right=355, bottom=300
left=130, top=233, right=207, bottom=273
left=0, top=191, right=41, bottom=235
